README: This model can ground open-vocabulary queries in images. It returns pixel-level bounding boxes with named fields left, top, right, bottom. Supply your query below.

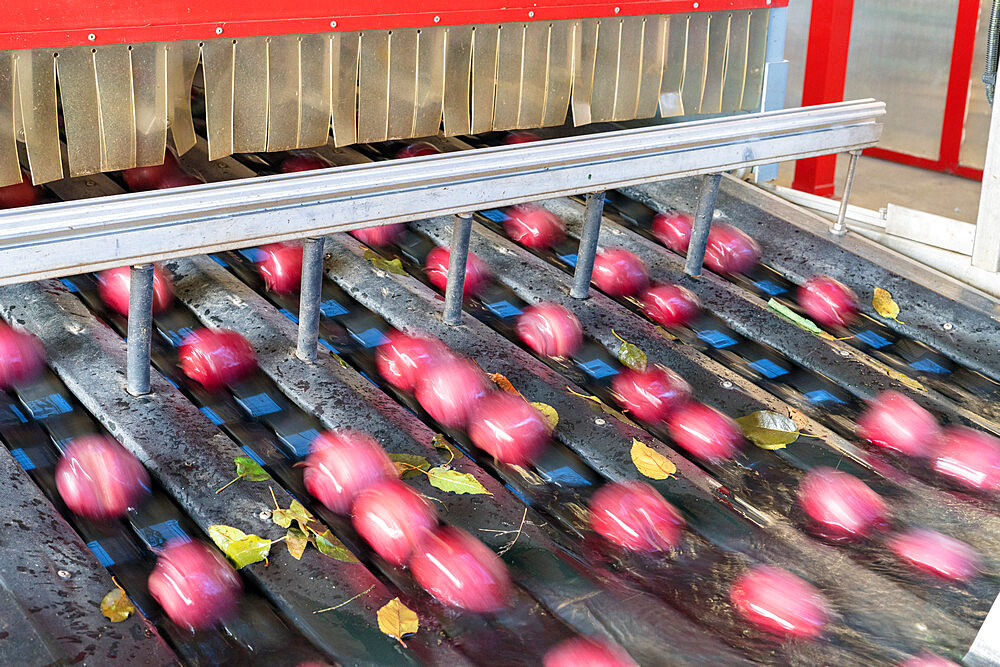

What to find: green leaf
left=234, top=456, right=270, bottom=482
left=286, top=527, right=309, bottom=560
left=735, top=410, right=801, bottom=450
left=363, top=249, right=407, bottom=275
left=426, top=466, right=492, bottom=495
left=766, top=298, right=827, bottom=336
left=615, top=334, right=648, bottom=371
left=273, top=500, right=314, bottom=531
left=388, top=453, right=431, bottom=479
left=530, top=402, right=558, bottom=431
left=432, top=433, right=463, bottom=461
left=314, top=530, right=360, bottom=562
left=208, top=524, right=271, bottom=568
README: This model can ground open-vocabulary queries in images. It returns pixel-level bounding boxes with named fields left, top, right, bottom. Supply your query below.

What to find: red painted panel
left=0, top=0, right=784, bottom=50
left=791, top=0, right=854, bottom=197
left=938, top=0, right=981, bottom=171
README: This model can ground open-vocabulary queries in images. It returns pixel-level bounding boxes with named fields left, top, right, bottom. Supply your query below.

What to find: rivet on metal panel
left=529, top=11, right=535, bottom=17
left=88, top=34, right=96, bottom=41
left=216, top=27, right=223, bottom=35
left=614, top=7, right=621, bottom=13
left=57, top=570, right=71, bottom=579
left=330, top=21, right=338, bottom=28
left=721, top=380, right=732, bottom=388
left=434, top=16, right=441, bottom=23
left=943, top=322, right=954, bottom=331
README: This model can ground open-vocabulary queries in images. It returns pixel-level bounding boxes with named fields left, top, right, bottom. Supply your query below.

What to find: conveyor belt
left=1, top=130, right=998, bottom=665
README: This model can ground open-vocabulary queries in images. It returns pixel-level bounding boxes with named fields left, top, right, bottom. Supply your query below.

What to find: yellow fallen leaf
left=630, top=439, right=677, bottom=479
left=873, top=288, right=904, bottom=323
left=286, top=528, right=308, bottom=560
left=487, top=372, right=523, bottom=398
left=735, top=411, right=800, bottom=450
left=377, top=597, right=419, bottom=646
left=530, top=402, right=559, bottom=431
left=426, top=466, right=493, bottom=495
left=100, top=587, right=135, bottom=623
left=878, top=362, right=926, bottom=392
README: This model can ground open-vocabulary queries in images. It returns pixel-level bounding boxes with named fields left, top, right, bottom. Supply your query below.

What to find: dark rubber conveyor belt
left=536, top=197, right=1000, bottom=435
left=0, top=281, right=465, bottom=667
left=410, top=215, right=1000, bottom=567
left=322, top=233, right=979, bottom=662
left=622, top=176, right=1000, bottom=385
left=0, top=444, right=177, bottom=666
left=168, top=253, right=752, bottom=666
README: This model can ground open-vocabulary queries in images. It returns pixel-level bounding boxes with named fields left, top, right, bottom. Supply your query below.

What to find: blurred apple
left=612, top=365, right=691, bottom=423
left=0, top=324, right=45, bottom=388
left=411, top=526, right=511, bottom=612
left=304, top=430, right=398, bottom=514
left=148, top=539, right=242, bottom=631
left=178, top=328, right=258, bottom=392
left=376, top=330, right=448, bottom=392
left=56, top=435, right=150, bottom=520
left=468, top=392, right=550, bottom=465
left=797, top=467, right=888, bottom=539
left=592, top=248, right=649, bottom=297
left=666, top=401, right=742, bottom=461
left=544, top=637, right=637, bottom=667
left=98, top=265, right=174, bottom=317
left=589, top=481, right=685, bottom=553
left=798, top=276, right=859, bottom=328
left=856, top=391, right=940, bottom=458
left=424, top=246, right=491, bottom=298
left=730, top=565, right=829, bottom=639
left=415, top=357, right=490, bottom=428
left=504, top=204, right=566, bottom=249
left=257, top=242, right=303, bottom=294
left=640, top=284, right=701, bottom=329
left=352, top=480, right=437, bottom=566
left=515, top=302, right=583, bottom=358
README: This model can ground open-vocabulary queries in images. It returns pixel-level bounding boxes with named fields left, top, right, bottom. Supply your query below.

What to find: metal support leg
left=571, top=192, right=606, bottom=299
left=831, top=150, right=860, bottom=236
left=443, top=212, right=473, bottom=326
left=296, top=237, right=325, bottom=361
left=126, top=264, right=154, bottom=396
left=685, top=173, right=722, bottom=276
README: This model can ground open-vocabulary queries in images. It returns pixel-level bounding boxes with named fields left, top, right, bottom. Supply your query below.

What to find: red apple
left=931, top=426, right=1000, bottom=493
left=730, top=565, right=829, bottom=639
left=888, top=529, right=980, bottom=582
left=154, top=171, right=205, bottom=189
left=98, top=265, right=174, bottom=317
left=148, top=539, right=242, bottom=631
left=0, top=324, right=45, bottom=388
left=279, top=153, right=330, bottom=173
left=640, top=284, right=701, bottom=329
left=651, top=211, right=694, bottom=253
left=544, top=637, right=637, bottom=667
left=257, top=242, right=302, bottom=294
left=396, top=142, right=440, bottom=159
left=588, top=481, right=686, bottom=553
left=592, top=248, right=649, bottom=298
left=352, top=480, right=438, bottom=566
left=350, top=223, right=406, bottom=247
left=410, top=526, right=511, bottom=612
left=468, top=392, right=550, bottom=465
left=0, top=171, right=39, bottom=209
left=703, top=223, right=761, bottom=275
left=797, top=467, right=888, bottom=539
left=798, top=276, right=859, bottom=328
left=503, top=131, right=540, bottom=145
left=612, top=365, right=691, bottom=424
left=178, top=328, right=258, bottom=392
left=415, top=357, right=490, bottom=428
left=856, top=391, right=940, bottom=458
left=55, top=435, right=150, bottom=520
left=666, top=401, right=742, bottom=461
left=376, top=330, right=448, bottom=392
left=504, top=205, right=566, bottom=249
left=304, top=430, right=398, bottom=514
left=515, top=302, right=583, bottom=358
left=121, top=152, right=181, bottom=191
left=424, top=246, right=491, bottom=298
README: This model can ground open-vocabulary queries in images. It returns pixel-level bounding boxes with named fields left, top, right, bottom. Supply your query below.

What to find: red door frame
left=793, top=0, right=984, bottom=196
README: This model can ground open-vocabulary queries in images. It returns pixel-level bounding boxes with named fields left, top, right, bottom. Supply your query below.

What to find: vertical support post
left=570, top=192, right=606, bottom=299
left=443, top=212, right=473, bottom=326
left=831, top=150, right=860, bottom=236
left=296, top=237, right=325, bottom=361
left=753, top=5, right=789, bottom=184
left=791, top=0, right=855, bottom=196
left=126, top=264, right=154, bottom=396
left=685, top=173, right=722, bottom=276
left=974, top=97, right=1000, bottom=272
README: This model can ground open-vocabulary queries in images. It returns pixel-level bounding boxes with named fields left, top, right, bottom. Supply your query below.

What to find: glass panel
left=201, top=38, right=235, bottom=159
left=331, top=31, right=359, bottom=147
left=358, top=30, right=390, bottom=143
left=387, top=28, right=418, bottom=140
left=661, top=14, right=689, bottom=116
left=131, top=42, right=168, bottom=167
left=0, top=52, right=19, bottom=186
left=471, top=24, right=500, bottom=133
left=55, top=47, right=102, bottom=176
left=636, top=16, right=667, bottom=119
left=265, top=35, right=300, bottom=151
left=413, top=26, right=445, bottom=137
left=232, top=36, right=268, bottom=153
left=542, top=20, right=574, bottom=127
left=443, top=25, right=473, bottom=136
left=93, top=45, right=137, bottom=171
left=17, top=49, right=63, bottom=183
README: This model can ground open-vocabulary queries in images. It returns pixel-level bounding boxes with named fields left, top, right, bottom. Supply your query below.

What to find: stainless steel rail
left=0, top=99, right=883, bottom=287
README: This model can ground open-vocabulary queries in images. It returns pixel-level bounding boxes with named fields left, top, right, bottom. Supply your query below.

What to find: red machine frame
left=0, top=0, right=785, bottom=50
left=793, top=0, right=982, bottom=196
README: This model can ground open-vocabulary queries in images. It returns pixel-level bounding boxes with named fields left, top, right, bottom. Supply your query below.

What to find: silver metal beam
left=0, top=100, right=883, bottom=287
